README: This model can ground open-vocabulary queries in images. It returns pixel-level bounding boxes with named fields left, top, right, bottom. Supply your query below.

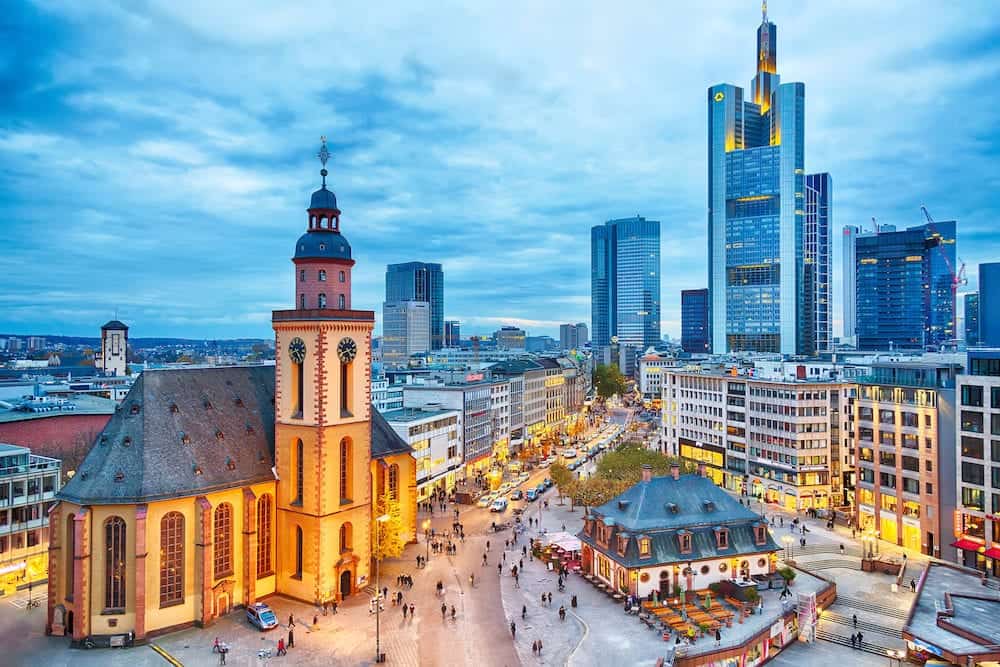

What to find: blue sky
left=2, top=1, right=998, bottom=340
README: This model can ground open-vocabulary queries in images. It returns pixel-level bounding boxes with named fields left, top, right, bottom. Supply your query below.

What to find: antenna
left=762, top=0, right=768, bottom=23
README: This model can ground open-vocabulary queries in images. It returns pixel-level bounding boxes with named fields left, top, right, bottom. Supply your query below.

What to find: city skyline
left=2, top=2, right=998, bottom=340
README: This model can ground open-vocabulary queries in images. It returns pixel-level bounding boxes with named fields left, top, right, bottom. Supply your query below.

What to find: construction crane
left=920, top=205, right=967, bottom=342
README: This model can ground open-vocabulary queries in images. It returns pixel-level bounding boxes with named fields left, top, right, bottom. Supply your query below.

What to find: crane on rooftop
left=920, top=205, right=966, bottom=343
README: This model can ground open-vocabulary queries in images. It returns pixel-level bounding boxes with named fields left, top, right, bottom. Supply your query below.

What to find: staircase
left=832, top=595, right=910, bottom=621
left=793, top=558, right=860, bottom=572
left=815, top=628, right=900, bottom=657
left=820, top=610, right=903, bottom=638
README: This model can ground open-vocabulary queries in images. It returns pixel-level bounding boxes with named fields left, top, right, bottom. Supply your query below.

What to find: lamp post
left=782, top=535, right=792, bottom=561
left=375, top=513, right=390, bottom=664
left=423, top=518, right=431, bottom=564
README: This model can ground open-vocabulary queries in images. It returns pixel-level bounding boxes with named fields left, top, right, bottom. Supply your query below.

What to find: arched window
left=318, top=293, right=327, bottom=308
left=338, top=294, right=345, bottom=309
left=213, top=503, right=233, bottom=578
left=257, top=494, right=273, bottom=577
left=339, top=270, right=345, bottom=283
left=318, top=270, right=327, bottom=282
left=340, top=356, right=351, bottom=417
left=293, top=439, right=304, bottom=505
left=339, top=522, right=352, bottom=553
left=294, top=526, right=303, bottom=579
left=66, top=514, right=75, bottom=599
left=339, top=438, right=352, bottom=501
left=104, top=516, right=127, bottom=610
left=160, top=512, right=184, bottom=606
left=388, top=464, right=399, bottom=501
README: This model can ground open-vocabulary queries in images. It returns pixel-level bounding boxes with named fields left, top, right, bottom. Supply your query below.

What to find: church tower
left=272, top=138, right=374, bottom=604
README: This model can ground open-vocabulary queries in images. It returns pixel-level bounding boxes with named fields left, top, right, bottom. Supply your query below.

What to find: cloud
left=1, top=0, right=998, bottom=341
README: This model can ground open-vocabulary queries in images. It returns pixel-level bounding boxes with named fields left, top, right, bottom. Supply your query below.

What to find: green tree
left=592, top=364, right=627, bottom=399
left=372, top=491, right=406, bottom=562
left=570, top=477, right=628, bottom=511
left=595, top=444, right=695, bottom=485
left=550, top=463, right=574, bottom=505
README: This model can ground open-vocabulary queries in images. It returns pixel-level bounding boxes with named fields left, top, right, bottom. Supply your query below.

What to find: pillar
left=242, top=488, right=258, bottom=608
left=134, top=505, right=148, bottom=640
left=45, top=502, right=61, bottom=636
left=72, top=508, right=92, bottom=642
left=195, top=496, right=213, bottom=627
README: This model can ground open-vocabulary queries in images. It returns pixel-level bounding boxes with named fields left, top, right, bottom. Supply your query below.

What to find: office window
left=961, top=462, right=985, bottom=486
left=962, top=436, right=985, bottom=460
left=961, top=385, right=984, bottom=407
left=962, top=486, right=984, bottom=511
left=961, top=411, right=984, bottom=433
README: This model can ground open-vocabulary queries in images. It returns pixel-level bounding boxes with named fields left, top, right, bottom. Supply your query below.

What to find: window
left=160, top=512, right=184, bottom=606
left=717, top=528, right=729, bottom=549
left=617, top=535, right=628, bottom=555
left=104, top=516, right=127, bottom=611
left=213, top=503, right=233, bottom=578
left=962, top=462, right=985, bottom=486
left=294, top=526, right=303, bottom=579
left=902, top=477, right=919, bottom=494
left=338, top=294, right=345, bottom=309
left=902, top=455, right=919, bottom=472
left=993, top=440, right=1000, bottom=463
left=961, top=411, right=984, bottom=433
left=339, top=271, right=345, bottom=283
left=65, top=514, right=75, bottom=600
left=962, top=486, right=984, bottom=511
left=962, top=385, right=984, bottom=407
left=639, top=538, right=651, bottom=557
left=257, top=495, right=273, bottom=577
left=293, top=439, right=304, bottom=505
left=962, top=436, right=985, bottom=459
left=340, top=358, right=352, bottom=417
left=340, top=438, right=352, bottom=502
left=318, top=270, right=327, bottom=282
left=318, top=293, right=327, bottom=308
left=340, top=522, right=352, bottom=553
left=300, top=294, right=306, bottom=309
left=678, top=532, right=692, bottom=554
left=926, top=482, right=933, bottom=495
left=388, top=464, right=399, bottom=501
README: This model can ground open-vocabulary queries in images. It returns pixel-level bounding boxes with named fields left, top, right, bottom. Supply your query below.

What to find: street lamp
left=375, top=513, right=390, bottom=664
left=782, top=535, right=792, bottom=560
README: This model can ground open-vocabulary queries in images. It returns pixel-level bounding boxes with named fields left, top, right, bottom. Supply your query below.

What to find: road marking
left=566, top=608, right=589, bottom=666
left=149, top=642, right=184, bottom=666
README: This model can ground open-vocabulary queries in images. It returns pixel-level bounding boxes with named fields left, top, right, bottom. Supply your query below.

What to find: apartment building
left=0, top=443, right=61, bottom=595
left=661, top=366, right=848, bottom=511
left=853, top=361, right=959, bottom=557
left=953, top=350, right=1000, bottom=575
left=490, top=379, right=512, bottom=462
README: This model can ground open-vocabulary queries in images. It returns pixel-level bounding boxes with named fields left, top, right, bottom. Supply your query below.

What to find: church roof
left=310, top=185, right=338, bottom=210
left=294, top=230, right=352, bottom=261
left=58, top=365, right=412, bottom=505
left=101, top=320, right=128, bottom=331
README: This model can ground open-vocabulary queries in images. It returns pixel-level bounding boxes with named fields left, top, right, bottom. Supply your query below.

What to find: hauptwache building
left=45, top=144, right=418, bottom=644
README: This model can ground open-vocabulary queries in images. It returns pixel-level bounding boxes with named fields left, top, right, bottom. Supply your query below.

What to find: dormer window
left=639, top=537, right=651, bottom=557
left=715, top=527, right=729, bottom=549
left=754, top=523, right=767, bottom=545
left=617, top=535, right=628, bottom=555
left=667, top=503, right=679, bottom=514
left=678, top=531, right=692, bottom=554
left=216, top=430, right=225, bottom=442
left=170, top=403, right=179, bottom=414
left=181, top=433, right=191, bottom=445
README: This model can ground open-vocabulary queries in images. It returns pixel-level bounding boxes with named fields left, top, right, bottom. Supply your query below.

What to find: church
left=45, top=142, right=418, bottom=644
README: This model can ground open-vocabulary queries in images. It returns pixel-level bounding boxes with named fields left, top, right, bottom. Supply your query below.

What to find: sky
left=2, top=1, right=999, bottom=341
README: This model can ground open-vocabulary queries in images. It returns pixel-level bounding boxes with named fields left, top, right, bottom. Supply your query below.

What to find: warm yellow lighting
left=736, top=195, right=771, bottom=202
left=376, top=514, right=390, bottom=523
left=905, top=255, right=922, bottom=262
left=860, top=258, right=878, bottom=265
left=714, top=91, right=725, bottom=102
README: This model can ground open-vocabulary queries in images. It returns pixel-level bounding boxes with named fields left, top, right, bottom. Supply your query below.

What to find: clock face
left=288, top=337, right=306, bottom=364
left=337, top=337, right=357, bottom=364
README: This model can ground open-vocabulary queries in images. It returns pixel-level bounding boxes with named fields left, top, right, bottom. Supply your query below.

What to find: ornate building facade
left=45, top=143, right=417, bottom=645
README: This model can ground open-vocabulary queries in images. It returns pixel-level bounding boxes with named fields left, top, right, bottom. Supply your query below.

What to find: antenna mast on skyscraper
left=762, top=0, right=768, bottom=23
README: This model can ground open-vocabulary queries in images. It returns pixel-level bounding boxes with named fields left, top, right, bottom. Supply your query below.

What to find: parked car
left=511, top=489, right=524, bottom=500
left=490, top=498, right=509, bottom=512
left=477, top=494, right=494, bottom=508
left=247, top=602, right=278, bottom=631
left=526, top=489, right=538, bottom=502
left=562, top=448, right=577, bottom=458
left=542, top=478, right=554, bottom=489
left=535, top=483, right=546, bottom=495
left=518, top=472, right=530, bottom=482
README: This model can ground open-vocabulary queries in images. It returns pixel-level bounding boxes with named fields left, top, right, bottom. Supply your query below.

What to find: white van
left=490, top=498, right=509, bottom=512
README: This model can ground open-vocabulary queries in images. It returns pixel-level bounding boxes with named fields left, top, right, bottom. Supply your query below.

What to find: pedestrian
left=715, top=628, right=721, bottom=646
left=548, top=592, right=553, bottom=605
left=852, top=613, right=857, bottom=628
left=559, top=605, right=566, bottom=621
left=498, top=563, right=503, bottom=576
left=441, top=602, right=447, bottom=619
left=532, top=640, right=538, bottom=655
left=483, top=553, right=488, bottom=566
left=537, top=638, right=543, bottom=654
left=857, top=631, right=863, bottom=646
left=487, top=540, right=491, bottom=552
left=470, top=573, right=476, bottom=587
left=288, top=628, right=295, bottom=648
left=840, top=544, right=845, bottom=555
left=541, top=593, right=547, bottom=607
left=383, top=586, right=388, bottom=600
left=403, top=604, right=409, bottom=619
left=313, top=614, right=318, bottom=628
left=213, top=637, right=221, bottom=653
left=219, top=646, right=227, bottom=665
left=505, top=539, right=510, bottom=549
left=503, top=552, right=507, bottom=563
left=277, top=638, right=287, bottom=656
left=332, top=599, right=338, bottom=614
left=409, top=603, right=415, bottom=618
left=511, top=621, right=517, bottom=640
left=522, top=604, right=527, bottom=619
left=522, top=545, right=527, bottom=557
left=514, top=574, right=520, bottom=588
left=288, top=614, right=295, bottom=628
left=780, top=517, right=784, bottom=527
left=910, top=579, right=917, bottom=592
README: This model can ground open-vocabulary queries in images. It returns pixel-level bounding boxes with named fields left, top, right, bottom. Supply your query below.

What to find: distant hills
left=0, top=334, right=272, bottom=348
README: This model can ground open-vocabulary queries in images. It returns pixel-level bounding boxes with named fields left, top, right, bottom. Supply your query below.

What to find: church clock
left=288, top=337, right=306, bottom=364
left=337, top=337, right=357, bottom=363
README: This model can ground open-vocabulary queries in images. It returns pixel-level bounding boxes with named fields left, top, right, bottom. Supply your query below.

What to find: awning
left=984, top=547, right=1000, bottom=560
left=950, top=538, right=985, bottom=551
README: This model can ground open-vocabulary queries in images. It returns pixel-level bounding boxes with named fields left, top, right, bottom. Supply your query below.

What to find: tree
left=371, top=491, right=406, bottom=562
left=592, top=364, right=627, bottom=399
left=550, top=463, right=573, bottom=505
left=570, top=477, right=628, bottom=511
left=595, top=444, right=695, bottom=485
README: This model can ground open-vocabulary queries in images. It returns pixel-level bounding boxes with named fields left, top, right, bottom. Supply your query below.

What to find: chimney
left=670, top=462, right=680, bottom=481
left=697, top=462, right=706, bottom=478
left=641, top=464, right=653, bottom=483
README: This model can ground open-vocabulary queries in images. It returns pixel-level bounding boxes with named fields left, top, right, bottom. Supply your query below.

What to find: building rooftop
left=0, top=393, right=118, bottom=423
left=382, top=407, right=458, bottom=423
left=0, top=442, right=30, bottom=456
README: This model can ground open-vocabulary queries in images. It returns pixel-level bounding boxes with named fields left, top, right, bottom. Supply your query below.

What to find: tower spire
left=317, top=135, right=330, bottom=188
left=762, top=0, right=767, bottom=24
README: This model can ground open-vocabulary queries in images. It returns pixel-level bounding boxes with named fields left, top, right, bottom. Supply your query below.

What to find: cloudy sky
left=2, top=1, right=998, bottom=340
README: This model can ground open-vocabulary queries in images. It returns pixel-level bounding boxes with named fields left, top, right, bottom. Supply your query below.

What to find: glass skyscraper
left=979, top=262, right=1000, bottom=346
left=854, top=221, right=957, bottom=350
left=681, top=288, right=710, bottom=353
left=804, top=173, right=832, bottom=353
left=707, top=6, right=829, bottom=355
left=385, top=261, right=444, bottom=350
left=964, top=292, right=979, bottom=346
left=591, top=216, right=661, bottom=348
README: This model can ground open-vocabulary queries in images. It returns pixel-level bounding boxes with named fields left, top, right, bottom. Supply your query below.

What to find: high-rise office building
left=591, top=216, right=661, bottom=348
left=842, top=225, right=861, bottom=345
left=494, top=326, right=526, bottom=350
left=559, top=323, right=588, bottom=351
left=804, top=173, right=832, bottom=353
left=680, top=289, right=710, bottom=353
left=708, top=6, right=828, bottom=355
left=382, top=300, right=430, bottom=368
left=855, top=220, right=956, bottom=350
left=964, top=293, right=980, bottom=346
left=444, top=320, right=461, bottom=348
left=385, top=262, right=444, bottom=349
left=979, top=263, right=1000, bottom=347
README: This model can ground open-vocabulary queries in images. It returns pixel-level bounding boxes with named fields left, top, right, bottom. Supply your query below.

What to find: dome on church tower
left=310, top=186, right=338, bottom=210
left=294, top=230, right=352, bottom=260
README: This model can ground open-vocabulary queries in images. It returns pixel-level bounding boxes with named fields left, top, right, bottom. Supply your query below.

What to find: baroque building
left=45, top=142, right=417, bottom=645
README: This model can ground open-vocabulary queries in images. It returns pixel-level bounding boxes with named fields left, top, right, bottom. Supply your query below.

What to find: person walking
left=547, top=592, right=553, bottom=605
left=532, top=640, right=538, bottom=655
left=403, top=604, right=409, bottom=619
left=288, top=628, right=295, bottom=648
left=483, top=553, right=488, bottom=566
left=857, top=631, right=863, bottom=646
left=559, top=605, right=566, bottom=621
left=409, top=603, right=415, bottom=619
left=487, top=540, right=491, bottom=552
left=277, top=638, right=287, bottom=656
left=312, top=614, right=318, bottom=628
left=850, top=633, right=856, bottom=648
left=537, top=638, right=543, bottom=654
left=510, top=621, right=517, bottom=640
left=332, top=599, right=338, bottom=614
left=219, top=645, right=227, bottom=665
left=715, top=628, right=721, bottom=646
left=288, top=614, right=295, bottom=629
left=522, top=604, right=527, bottom=619
left=541, top=592, right=547, bottom=607
left=450, top=605, right=456, bottom=621
left=852, top=613, right=858, bottom=628
left=441, top=602, right=447, bottom=619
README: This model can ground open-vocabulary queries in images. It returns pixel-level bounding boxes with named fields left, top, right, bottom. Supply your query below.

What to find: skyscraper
left=980, top=263, right=1000, bottom=346
left=842, top=225, right=861, bottom=345
left=708, top=6, right=828, bottom=355
left=382, top=300, right=430, bottom=367
left=559, top=323, right=588, bottom=351
left=855, top=221, right=957, bottom=350
left=444, top=320, right=461, bottom=348
left=804, top=173, right=832, bottom=353
left=681, top=289, right=710, bottom=353
left=964, top=293, right=980, bottom=346
left=591, top=216, right=661, bottom=349
left=385, top=262, right=444, bottom=349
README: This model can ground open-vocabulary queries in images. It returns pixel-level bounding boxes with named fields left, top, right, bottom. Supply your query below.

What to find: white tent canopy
left=541, top=531, right=581, bottom=553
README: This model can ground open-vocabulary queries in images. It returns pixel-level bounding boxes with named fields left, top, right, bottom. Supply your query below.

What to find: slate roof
left=295, top=230, right=352, bottom=260
left=309, top=186, right=339, bottom=210
left=101, top=320, right=128, bottom=330
left=577, top=473, right=780, bottom=568
left=489, top=359, right=544, bottom=375
left=58, top=365, right=412, bottom=505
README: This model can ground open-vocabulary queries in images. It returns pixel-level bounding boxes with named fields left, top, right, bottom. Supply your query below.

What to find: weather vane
left=317, top=135, right=330, bottom=187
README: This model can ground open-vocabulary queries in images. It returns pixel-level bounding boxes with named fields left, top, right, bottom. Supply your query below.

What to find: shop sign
left=909, top=639, right=943, bottom=657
